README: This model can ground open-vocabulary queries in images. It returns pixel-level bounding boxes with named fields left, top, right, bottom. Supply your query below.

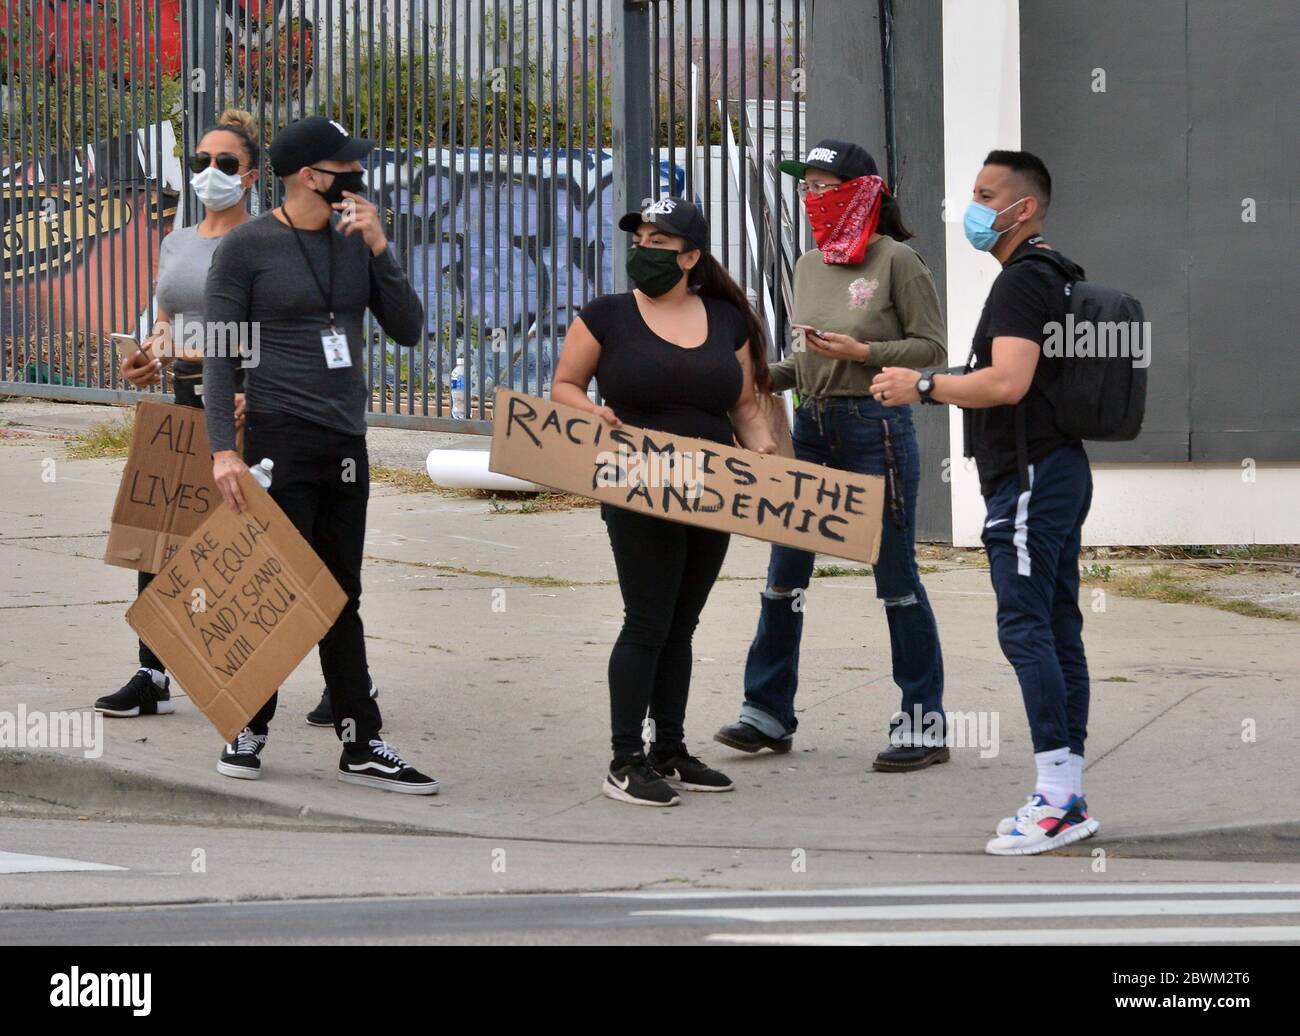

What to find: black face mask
left=309, top=166, right=366, bottom=205
left=626, top=245, right=685, bottom=297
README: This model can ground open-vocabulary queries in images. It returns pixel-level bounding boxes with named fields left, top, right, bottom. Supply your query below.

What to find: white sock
left=1034, top=747, right=1073, bottom=806
left=1069, top=752, right=1085, bottom=798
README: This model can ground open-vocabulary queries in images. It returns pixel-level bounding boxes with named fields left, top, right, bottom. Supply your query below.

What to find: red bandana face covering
left=803, top=174, right=886, bottom=264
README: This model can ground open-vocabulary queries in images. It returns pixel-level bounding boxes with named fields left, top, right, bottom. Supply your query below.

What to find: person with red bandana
left=713, top=139, right=951, bottom=772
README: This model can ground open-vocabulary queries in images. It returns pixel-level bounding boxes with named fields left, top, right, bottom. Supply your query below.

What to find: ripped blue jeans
left=739, top=396, right=946, bottom=745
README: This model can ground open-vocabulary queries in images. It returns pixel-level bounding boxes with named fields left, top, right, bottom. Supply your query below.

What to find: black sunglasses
left=189, top=151, right=244, bottom=176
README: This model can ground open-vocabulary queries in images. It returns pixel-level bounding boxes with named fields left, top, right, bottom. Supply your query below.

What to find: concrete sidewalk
left=1, top=397, right=1297, bottom=865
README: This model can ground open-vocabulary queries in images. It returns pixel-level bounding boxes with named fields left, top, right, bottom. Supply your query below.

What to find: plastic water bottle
left=250, top=457, right=274, bottom=489
left=450, top=362, right=466, bottom=419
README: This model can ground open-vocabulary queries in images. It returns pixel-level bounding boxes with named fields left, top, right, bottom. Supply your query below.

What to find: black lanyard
left=281, top=207, right=336, bottom=328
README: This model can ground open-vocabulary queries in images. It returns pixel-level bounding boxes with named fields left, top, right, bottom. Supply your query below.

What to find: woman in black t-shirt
left=552, top=197, right=777, bottom=807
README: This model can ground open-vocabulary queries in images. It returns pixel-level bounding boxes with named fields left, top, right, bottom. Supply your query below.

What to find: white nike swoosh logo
left=348, top=761, right=402, bottom=774
left=985, top=518, right=1011, bottom=527
left=610, top=775, right=630, bottom=791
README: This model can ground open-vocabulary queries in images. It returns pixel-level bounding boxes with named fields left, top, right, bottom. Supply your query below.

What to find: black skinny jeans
left=601, top=503, right=730, bottom=759
left=241, top=409, right=380, bottom=747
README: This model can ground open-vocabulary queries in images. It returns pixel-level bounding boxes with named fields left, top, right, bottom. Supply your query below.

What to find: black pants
left=601, top=503, right=730, bottom=758
left=137, top=374, right=203, bottom=672
left=242, top=409, right=380, bottom=747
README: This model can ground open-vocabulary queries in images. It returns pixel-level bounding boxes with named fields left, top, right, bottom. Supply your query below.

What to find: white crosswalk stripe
left=611, top=883, right=1300, bottom=946
left=709, top=926, right=1300, bottom=946
left=0, top=851, right=125, bottom=875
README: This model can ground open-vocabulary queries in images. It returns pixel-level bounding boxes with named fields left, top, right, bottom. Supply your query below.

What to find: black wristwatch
left=916, top=370, right=939, bottom=405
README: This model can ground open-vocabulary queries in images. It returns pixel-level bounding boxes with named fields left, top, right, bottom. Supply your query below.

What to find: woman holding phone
left=552, top=198, right=778, bottom=807
left=95, top=109, right=258, bottom=718
left=713, top=139, right=951, bottom=772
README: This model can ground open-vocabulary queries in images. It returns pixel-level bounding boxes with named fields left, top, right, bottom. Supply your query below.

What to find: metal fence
left=0, top=0, right=804, bottom=431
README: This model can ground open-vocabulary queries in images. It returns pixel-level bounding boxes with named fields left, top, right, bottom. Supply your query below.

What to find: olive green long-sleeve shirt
left=769, top=236, right=947, bottom=397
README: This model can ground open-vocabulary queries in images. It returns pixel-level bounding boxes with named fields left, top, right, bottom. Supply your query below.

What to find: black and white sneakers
left=648, top=744, right=734, bottom=793
left=217, top=728, right=268, bottom=780
left=338, top=739, right=439, bottom=795
left=602, top=753, right=681, bottom=807
left=95, top=668, right=175, bottom=717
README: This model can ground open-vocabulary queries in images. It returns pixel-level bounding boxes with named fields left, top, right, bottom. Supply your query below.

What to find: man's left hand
left=337, top=191, right=387, bottom=256
left=870, top=367, right=922, bottom=406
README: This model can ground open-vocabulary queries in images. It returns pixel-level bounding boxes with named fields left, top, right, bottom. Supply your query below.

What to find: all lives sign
left=489, top=389, right=884, bottom=563
left=105, top=399, right=221, bottom=573
left=127, top=472, right=346, bottom=741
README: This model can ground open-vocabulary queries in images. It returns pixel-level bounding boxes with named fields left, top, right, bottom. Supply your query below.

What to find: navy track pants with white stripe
left=981, top=443, right=1094, bottom=756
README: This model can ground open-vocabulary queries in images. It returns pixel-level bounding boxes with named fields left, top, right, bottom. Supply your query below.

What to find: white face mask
left=191, top=166, right=247, bottom=211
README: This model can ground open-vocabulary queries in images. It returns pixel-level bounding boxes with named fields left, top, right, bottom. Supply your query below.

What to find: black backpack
left=1012, top=249, right=1148, bottom=442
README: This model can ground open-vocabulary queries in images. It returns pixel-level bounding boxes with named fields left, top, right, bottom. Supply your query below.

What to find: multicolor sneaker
left=996, top=793, right=1095, bottom=836
left=985, top=793, right=1099, bottom=855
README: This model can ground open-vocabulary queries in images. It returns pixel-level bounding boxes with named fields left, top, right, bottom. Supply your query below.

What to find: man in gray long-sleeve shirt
left=203, top=116, right=438, bottom=794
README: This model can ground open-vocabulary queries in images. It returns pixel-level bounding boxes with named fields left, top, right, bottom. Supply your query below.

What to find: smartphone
left=793, top=324, right=827, bottom=339
left=111, top=332, right=171, bottom=367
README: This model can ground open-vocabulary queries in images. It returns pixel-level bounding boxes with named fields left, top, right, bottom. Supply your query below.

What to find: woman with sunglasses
left=553, top=198, right=779, bottom=807
left=713, top=139, right=951, bottom=772
left=95, top=108, right=258, bottom=719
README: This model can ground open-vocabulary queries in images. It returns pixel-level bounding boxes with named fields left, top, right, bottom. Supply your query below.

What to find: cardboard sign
left=105, top=399, right=221, bottom=573
left=126, top=472, right=347, bottom=741
left=489, top=388, right=884, bottom=563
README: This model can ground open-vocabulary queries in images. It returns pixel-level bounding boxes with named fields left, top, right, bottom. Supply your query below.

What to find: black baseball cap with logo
left=270, top=116, right=373, bottom=176
left=778, top=138, right=878, bottom=181
left=618, top=197, right=710, bottom=251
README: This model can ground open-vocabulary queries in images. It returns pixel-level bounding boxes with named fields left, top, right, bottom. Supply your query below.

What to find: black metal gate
left=1, top=0, right=804, bottom=431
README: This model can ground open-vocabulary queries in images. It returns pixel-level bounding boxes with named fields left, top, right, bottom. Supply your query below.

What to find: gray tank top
left=154, top=226, right=223, bottom=377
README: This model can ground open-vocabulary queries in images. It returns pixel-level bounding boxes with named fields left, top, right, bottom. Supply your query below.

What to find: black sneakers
left=306, top=680, right=381, bottom=728
left=649, top=744, right=734, bottom=793
left=338, top=739, right=439, bottom=795
left=95, top=668, right=175, bottom=717
left=217, top=728, right=268, bottom=780
left=305, top=688, right=333, bottom=727
left=602, top=753, right=681, bottom=807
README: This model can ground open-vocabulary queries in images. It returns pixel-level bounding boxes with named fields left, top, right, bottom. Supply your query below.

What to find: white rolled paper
left=425, top=448, right=544, bottom=492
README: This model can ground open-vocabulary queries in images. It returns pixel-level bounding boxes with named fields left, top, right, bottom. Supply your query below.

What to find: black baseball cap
left=269, top=116, right=373, bottom=176
left=618, top=197, right=709, bottom=251
left=779, top=139, right=878, bottom=181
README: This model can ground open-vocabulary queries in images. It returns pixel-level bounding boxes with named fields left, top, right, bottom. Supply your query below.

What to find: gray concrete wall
left=1020, top=0, right=1299, bottom=463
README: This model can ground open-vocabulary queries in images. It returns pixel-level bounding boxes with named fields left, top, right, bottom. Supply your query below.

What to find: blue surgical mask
left=963, top=196, right=1028, bottom=251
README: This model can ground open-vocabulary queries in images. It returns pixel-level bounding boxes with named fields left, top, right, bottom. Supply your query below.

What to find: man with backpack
left=870, top=150, right=1143, bottom=854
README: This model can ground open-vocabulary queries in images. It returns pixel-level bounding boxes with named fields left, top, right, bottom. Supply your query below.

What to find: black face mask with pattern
left=310, top=166, right=366, bottom=205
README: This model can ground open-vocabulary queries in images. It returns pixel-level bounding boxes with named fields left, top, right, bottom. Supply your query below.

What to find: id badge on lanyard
left=322, top=326, right=351, bottom=368
left=283, top=208, right=351, bottom=370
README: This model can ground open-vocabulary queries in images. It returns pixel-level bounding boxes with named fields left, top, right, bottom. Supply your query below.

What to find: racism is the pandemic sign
left=489, top=389, right=884, bottom=563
